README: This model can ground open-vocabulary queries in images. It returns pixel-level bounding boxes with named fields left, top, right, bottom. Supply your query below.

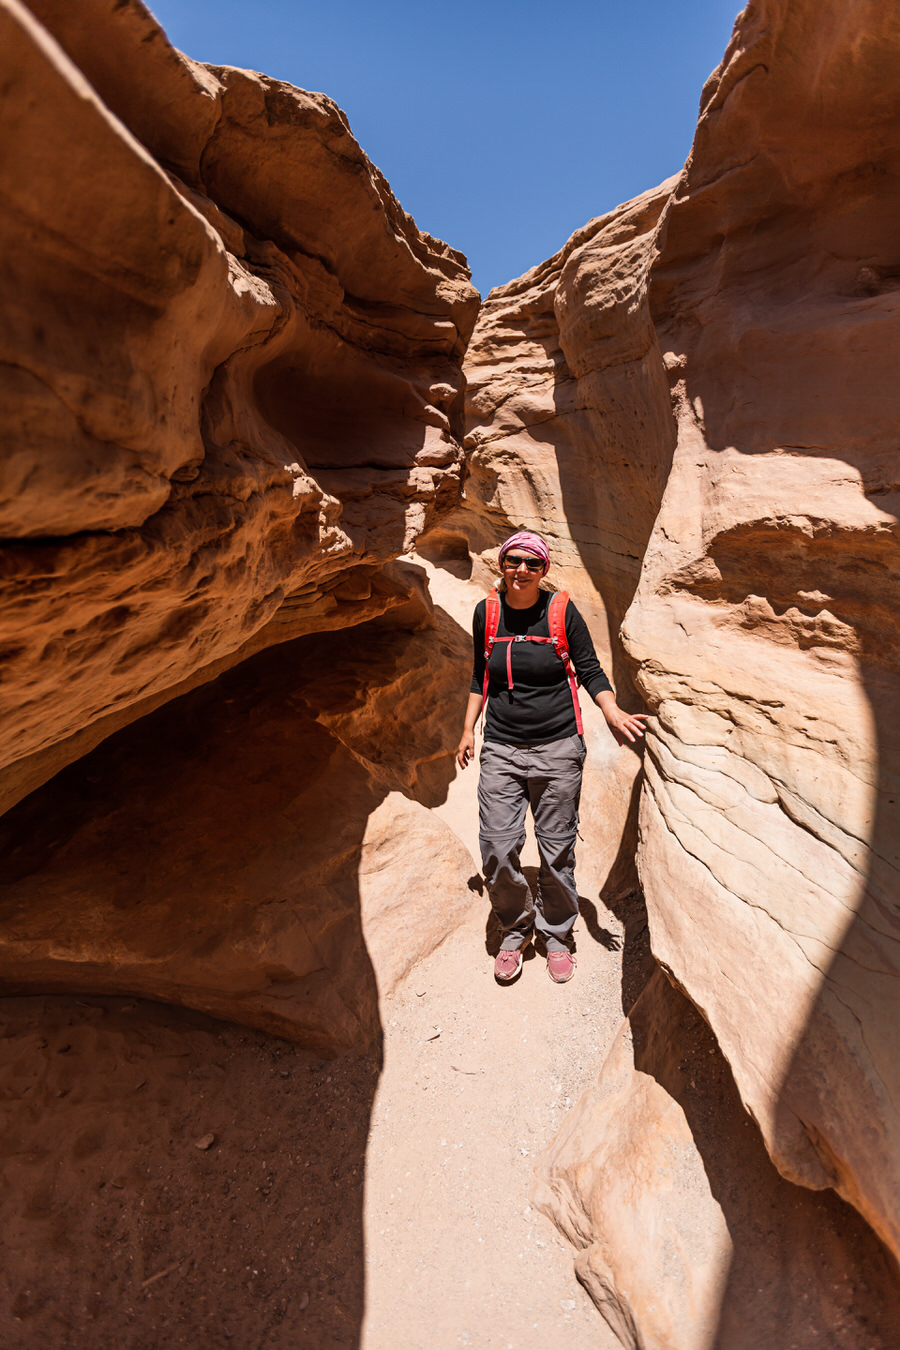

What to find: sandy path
left=354, top=556, right=631, bottom=1348
left=361, top=898, right=625, bottom=1350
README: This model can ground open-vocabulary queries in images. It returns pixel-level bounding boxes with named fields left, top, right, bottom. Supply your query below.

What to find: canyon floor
left=0, top=882, right=642, bottom=1348
left=361, top=894, right=633, bottom=1350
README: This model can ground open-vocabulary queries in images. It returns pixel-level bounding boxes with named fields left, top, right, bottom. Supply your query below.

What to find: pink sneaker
left=547, top=950, right=576, bottom=983
left=494, top=948, right=524, bottom=982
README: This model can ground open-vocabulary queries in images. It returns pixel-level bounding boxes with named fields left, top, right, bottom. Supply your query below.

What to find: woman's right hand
left=457, top=694, right=484, bottom=769
left=456, top=729, right=475, bottom=770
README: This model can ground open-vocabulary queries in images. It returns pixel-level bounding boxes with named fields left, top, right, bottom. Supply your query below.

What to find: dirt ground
left=0, top=888, right=639, bottom=1349
left=0, top=994, right=375, bottom=1349
left=360, top=897, right=632, bottom=1350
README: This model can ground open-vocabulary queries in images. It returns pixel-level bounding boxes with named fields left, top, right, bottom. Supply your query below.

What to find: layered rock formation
left=458, top=0, right=900, bottom=1341
left=0, top=0, right=482, bottom=1045
left=534, top=970, right=900, bottom=1348
left=441, top=179, right=680, bottom=902
left=0, top=592, right=476, bottom=1051
left=623, top=0, right=900, bottom=1271
left=0, top=0, right=478, bottom=814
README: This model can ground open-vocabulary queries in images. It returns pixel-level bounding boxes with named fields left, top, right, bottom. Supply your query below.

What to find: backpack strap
left=547, top=591, right=584, bottom=735
left=481, top=588, right=584, bottom=736
left=482, top=590, right=501, bottom=709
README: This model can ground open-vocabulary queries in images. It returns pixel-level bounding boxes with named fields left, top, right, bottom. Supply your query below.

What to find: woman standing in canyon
left=456, top=531, right=647, bottom=984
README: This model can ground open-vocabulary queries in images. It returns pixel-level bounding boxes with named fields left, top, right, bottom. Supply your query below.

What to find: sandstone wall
left=0, top=0, right=484, bottom=1048
left=460, top=0, right=900, bottom=1340
left=0, top=0, right=478, bottom=815
left=535, top=969, right=900, bottom=1349
left=624, top=0, right=900, bottom=1263
left=445, top=179, right=680, bottom=901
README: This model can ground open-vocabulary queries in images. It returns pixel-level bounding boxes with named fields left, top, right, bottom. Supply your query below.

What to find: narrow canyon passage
left=360, top=894, right=638, bottom=1350
left=0, top=554, right=642, bottom=1349
left=5, top=2, right=900, bottom=1346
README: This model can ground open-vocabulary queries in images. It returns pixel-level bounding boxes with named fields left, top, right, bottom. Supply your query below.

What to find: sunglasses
left=502, top=554, right=544, bottom=572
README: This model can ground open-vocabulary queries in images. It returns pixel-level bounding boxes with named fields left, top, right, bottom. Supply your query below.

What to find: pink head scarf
left=498, top=530, right=551, bottom=573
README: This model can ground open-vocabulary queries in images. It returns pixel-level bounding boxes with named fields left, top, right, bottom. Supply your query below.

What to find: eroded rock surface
left=0, top=599, right=475, bottom=1051
left=461, top=176, right=676, bottom=670
left=4, top=0, right=900, bottom=1343
left=535, top=969, right=900, bottom=1350
left=0, top=0, right=478, bottom=814
left=462, top=0, right=900, bottom=1337
left=623, top=0, right=900, bottom=1261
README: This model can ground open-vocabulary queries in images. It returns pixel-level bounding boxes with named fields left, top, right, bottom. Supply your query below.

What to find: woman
left=456, top=531, right=647, bottom=984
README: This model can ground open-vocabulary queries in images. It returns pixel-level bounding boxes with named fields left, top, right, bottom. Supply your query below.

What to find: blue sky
left=149, top=0, right=741, bottom=296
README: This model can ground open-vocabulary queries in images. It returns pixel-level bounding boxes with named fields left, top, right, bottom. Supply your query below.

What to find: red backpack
left=482, top=589, right=584, bottom=734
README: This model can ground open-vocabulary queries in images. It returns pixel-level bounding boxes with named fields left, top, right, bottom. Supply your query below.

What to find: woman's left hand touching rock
left=595, top=690, right=649, bottom=745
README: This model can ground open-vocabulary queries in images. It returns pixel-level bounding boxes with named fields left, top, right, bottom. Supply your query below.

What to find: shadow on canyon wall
left=513, top=298, right=676, bottom=712
left=657, top=379, right=900, bottom=1334
left=0, top=637, right=390, bottom=1048
left=681, top=238, right=900, bottom=1291
left=631, top=971, right=900, bottom=1348
left=0, top=611, right=467, bottom=1348
left=505, top=168, right=900, bottom=1336
left=646, top=1, right=900, bottom=1276
left=717, top=528, right=900, bottom=1305
left=687, top=503, right=900, bottom=1257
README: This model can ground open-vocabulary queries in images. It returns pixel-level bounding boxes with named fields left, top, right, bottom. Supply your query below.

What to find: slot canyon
left=1, top=0, right=899, bottom=1346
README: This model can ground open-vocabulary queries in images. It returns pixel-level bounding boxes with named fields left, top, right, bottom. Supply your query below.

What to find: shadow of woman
left=481, top=866, right=624, bottom=959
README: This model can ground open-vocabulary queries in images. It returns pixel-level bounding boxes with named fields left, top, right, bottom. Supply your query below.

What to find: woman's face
left=500, top=547, right=545, bottom=603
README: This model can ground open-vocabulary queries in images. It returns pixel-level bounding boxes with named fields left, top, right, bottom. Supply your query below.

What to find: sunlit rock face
left=0, top=0, right=478, bottom=815
left=467, top=0, right=900, bottom=1336
left=449, top=179, right=679, bottom=902
left=623, top=0, right=900, bottom=1262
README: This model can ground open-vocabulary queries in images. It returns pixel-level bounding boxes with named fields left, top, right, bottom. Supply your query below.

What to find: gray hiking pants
left=478, top=734, right=586, bottom=954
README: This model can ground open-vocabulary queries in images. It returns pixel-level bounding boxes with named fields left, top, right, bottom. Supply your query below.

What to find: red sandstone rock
left=0, top=0, right=479, bottom=1039
left=0, top=0, right=478, bottom=814
left=535, top=970, right=900, bottom=1349
left=462, top=0, right=900, bottom=1329
left=0, top=602, right=475, bottom=1051
left=622, top=0, right=900, bottom=1263
left=4, top=0, right=900, bottom=1338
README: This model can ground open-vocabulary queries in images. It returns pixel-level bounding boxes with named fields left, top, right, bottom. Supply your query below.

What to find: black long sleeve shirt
left=470, top=591, right=612, bottom=745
